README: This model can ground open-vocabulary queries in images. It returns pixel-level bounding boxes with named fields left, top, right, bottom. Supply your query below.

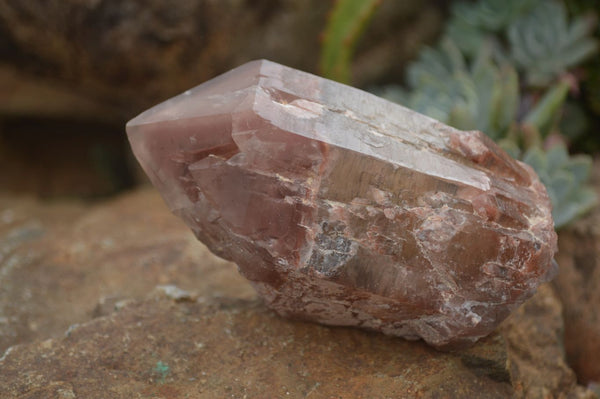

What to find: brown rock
left=501, top=284, right=595, bottom=399
left=1, top=286, right=595, bottom=398
left=0, top=189, right=252, bottom=354
left=0, top=295, right=516, bottom=399
left=553, top=160, right=600, bottom=384
left=0, top=194, right=85, bottom=351
left=0, top=0, right=441, bottom=120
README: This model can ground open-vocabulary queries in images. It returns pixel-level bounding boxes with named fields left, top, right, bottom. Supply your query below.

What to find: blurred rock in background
left=0, top=0, right=442, bottom=198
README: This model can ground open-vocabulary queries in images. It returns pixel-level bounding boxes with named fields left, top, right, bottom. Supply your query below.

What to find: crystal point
left=126, top=60, right=557, bottom=347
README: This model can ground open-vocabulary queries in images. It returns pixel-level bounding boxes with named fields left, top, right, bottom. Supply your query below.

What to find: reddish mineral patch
left=126, top=59, right=557, bottom=347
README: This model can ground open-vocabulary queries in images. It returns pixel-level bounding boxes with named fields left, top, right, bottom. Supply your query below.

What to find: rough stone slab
left=501, top=284, right=596, bottom=399
left=0, top=190, right=594, bottom=398
left=1, top=286, right=595, bottom=399
left=0, top=195, right=86, bottom=351
left=0, top=295, right=514, bottom=399
left=0, top=189, right=252, bottom=354
left=553, top=160, right=600, bottom=386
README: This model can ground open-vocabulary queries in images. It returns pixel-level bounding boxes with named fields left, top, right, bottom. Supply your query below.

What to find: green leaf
left=560, top=40, right=598, bottom=70
left=451, top=0, right=542, bottom=31
left=565, top=155, right=592, bottom=184
left=407, top=39, right=467, bottom=89
left=548, top=170, right=575, bottom=205
left=522, top=147, right=547, bottom=172
left=508, top=0, right=598, bottom=86
left=522, top=144, right=596, bottom=229
left=495, top=66, right=519, bottom=134
left=399, top=38, right=519, bottom=140
left=545, top=144, right=569, bottom=173
left=320, top=0, right=382, bottom=83
left=553, top=188, right=596, bottom=228
left=522, top=80, right=570, bottom=134
left=446, top=20, right=487, bottom=58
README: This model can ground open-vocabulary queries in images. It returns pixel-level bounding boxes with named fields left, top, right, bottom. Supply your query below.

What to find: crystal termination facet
left=126, top=60, right=557, bottom=347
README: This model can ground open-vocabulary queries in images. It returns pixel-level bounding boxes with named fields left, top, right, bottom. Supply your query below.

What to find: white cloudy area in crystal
left=127, top=59, right=557, bottom=348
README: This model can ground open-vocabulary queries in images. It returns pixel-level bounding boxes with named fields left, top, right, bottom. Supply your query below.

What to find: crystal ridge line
left=126, top=59, right=557, bottom=348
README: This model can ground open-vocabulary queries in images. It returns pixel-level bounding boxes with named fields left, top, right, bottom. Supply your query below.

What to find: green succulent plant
left=522, top=145, right=596, bottom=228
left=392, top=0, right=598, bottom=228
left=445, top=20, right=493, bottom=60
left=321, top=0, right=598, bottom=228
left=446, top=0, right=541, bottom=58
left=508, top=1, right=598, bottom=86
left=398, top=39, right=518, bottom=141
left=451, top=0, right=542, bottom=32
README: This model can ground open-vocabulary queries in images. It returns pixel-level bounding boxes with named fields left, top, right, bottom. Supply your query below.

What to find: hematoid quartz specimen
left=126, top=60, right=557, bottom=348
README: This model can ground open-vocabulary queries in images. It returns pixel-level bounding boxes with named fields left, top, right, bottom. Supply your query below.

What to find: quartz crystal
left=126, top=60, right=557, bottom=347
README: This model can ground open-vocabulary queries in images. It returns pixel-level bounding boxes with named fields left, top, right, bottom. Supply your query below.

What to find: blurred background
left=1, top=1, right=598, bottom=206
left=0, top=0, right=448, bottom=199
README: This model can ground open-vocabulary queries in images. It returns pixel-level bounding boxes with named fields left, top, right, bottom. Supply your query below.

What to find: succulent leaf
left=565, top=155, right=592, bottom=184
left=446, top=20, right=488, bottom=58
left=451, top=0, right=542, bottom=31
left=508, top=1, right=598, bottom=86
left=370, top=0, right=598, bottom=228
left=398, top=40, right=518, bottom=141
left=523, top=145, right=596, bottom=228
left=552, top=188, right=596, bottom=228
left=546, top=145, right=570, bottom=174
left=522, top=80, right=570, bottom=135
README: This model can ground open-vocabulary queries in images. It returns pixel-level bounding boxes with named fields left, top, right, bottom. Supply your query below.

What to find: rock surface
left=501, top=284, right=594, bottom=399
left=553, top=161, right=600, bottom=385
left=0, top=189, right=594, bottom=398
left=127, top=59, right=557, bottom=347
left=0, top=189, right=252, bottom=354
left=0, top=195, right=85, bottom=351
left=0, top=296, right=516, bottom=399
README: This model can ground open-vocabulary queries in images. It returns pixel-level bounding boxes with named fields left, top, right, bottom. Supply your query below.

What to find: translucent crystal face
left=127, top=59, right=557, bottom=347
